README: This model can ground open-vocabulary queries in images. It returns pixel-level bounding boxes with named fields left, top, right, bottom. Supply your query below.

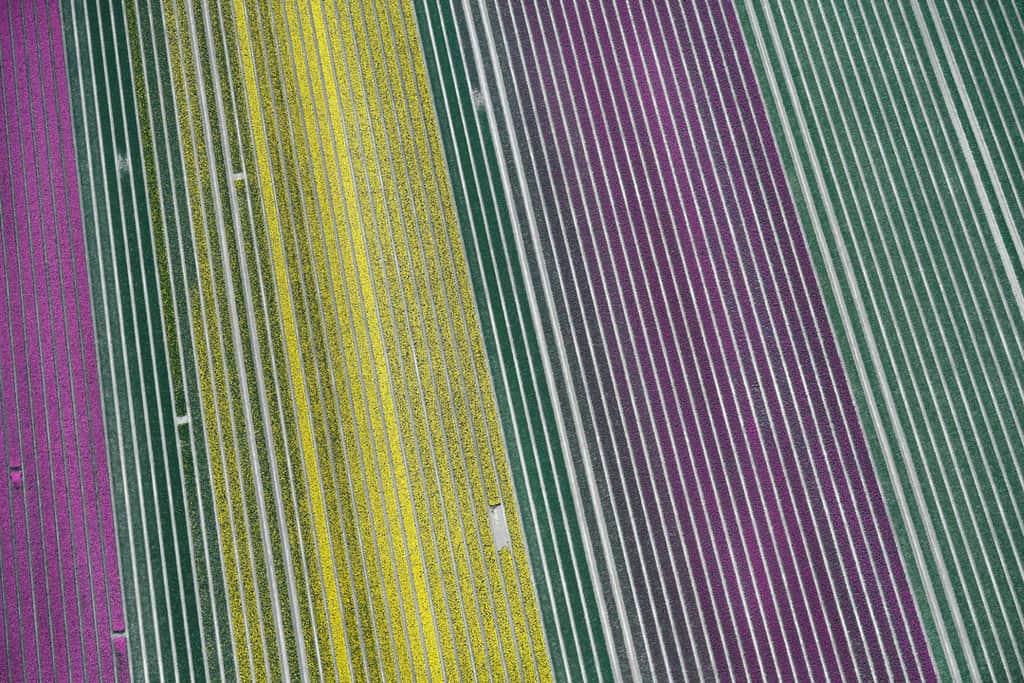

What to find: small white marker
left=231, top=171, right=246, bottom=182
left=174, top=414, right=190, bottom=426
left=471, top=88, right=488, bottom=111
left=115, top=153, right=131, bottom=174
left=488, top=503, right=510, bottom=551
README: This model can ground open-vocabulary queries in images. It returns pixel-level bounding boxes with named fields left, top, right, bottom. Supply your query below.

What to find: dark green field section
left=737, top=0, right=1024, bottom=678
left=60, top=0, right=233, bottom=679
left=411, top=4, right=617, bottom=681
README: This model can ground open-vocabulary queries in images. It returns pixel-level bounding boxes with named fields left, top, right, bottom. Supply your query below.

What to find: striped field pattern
left=739, top=2, right=1024, bottom=679
left=1, top=1, right=126, bottom=679
left=1, top=0, right=1022, bottom=681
